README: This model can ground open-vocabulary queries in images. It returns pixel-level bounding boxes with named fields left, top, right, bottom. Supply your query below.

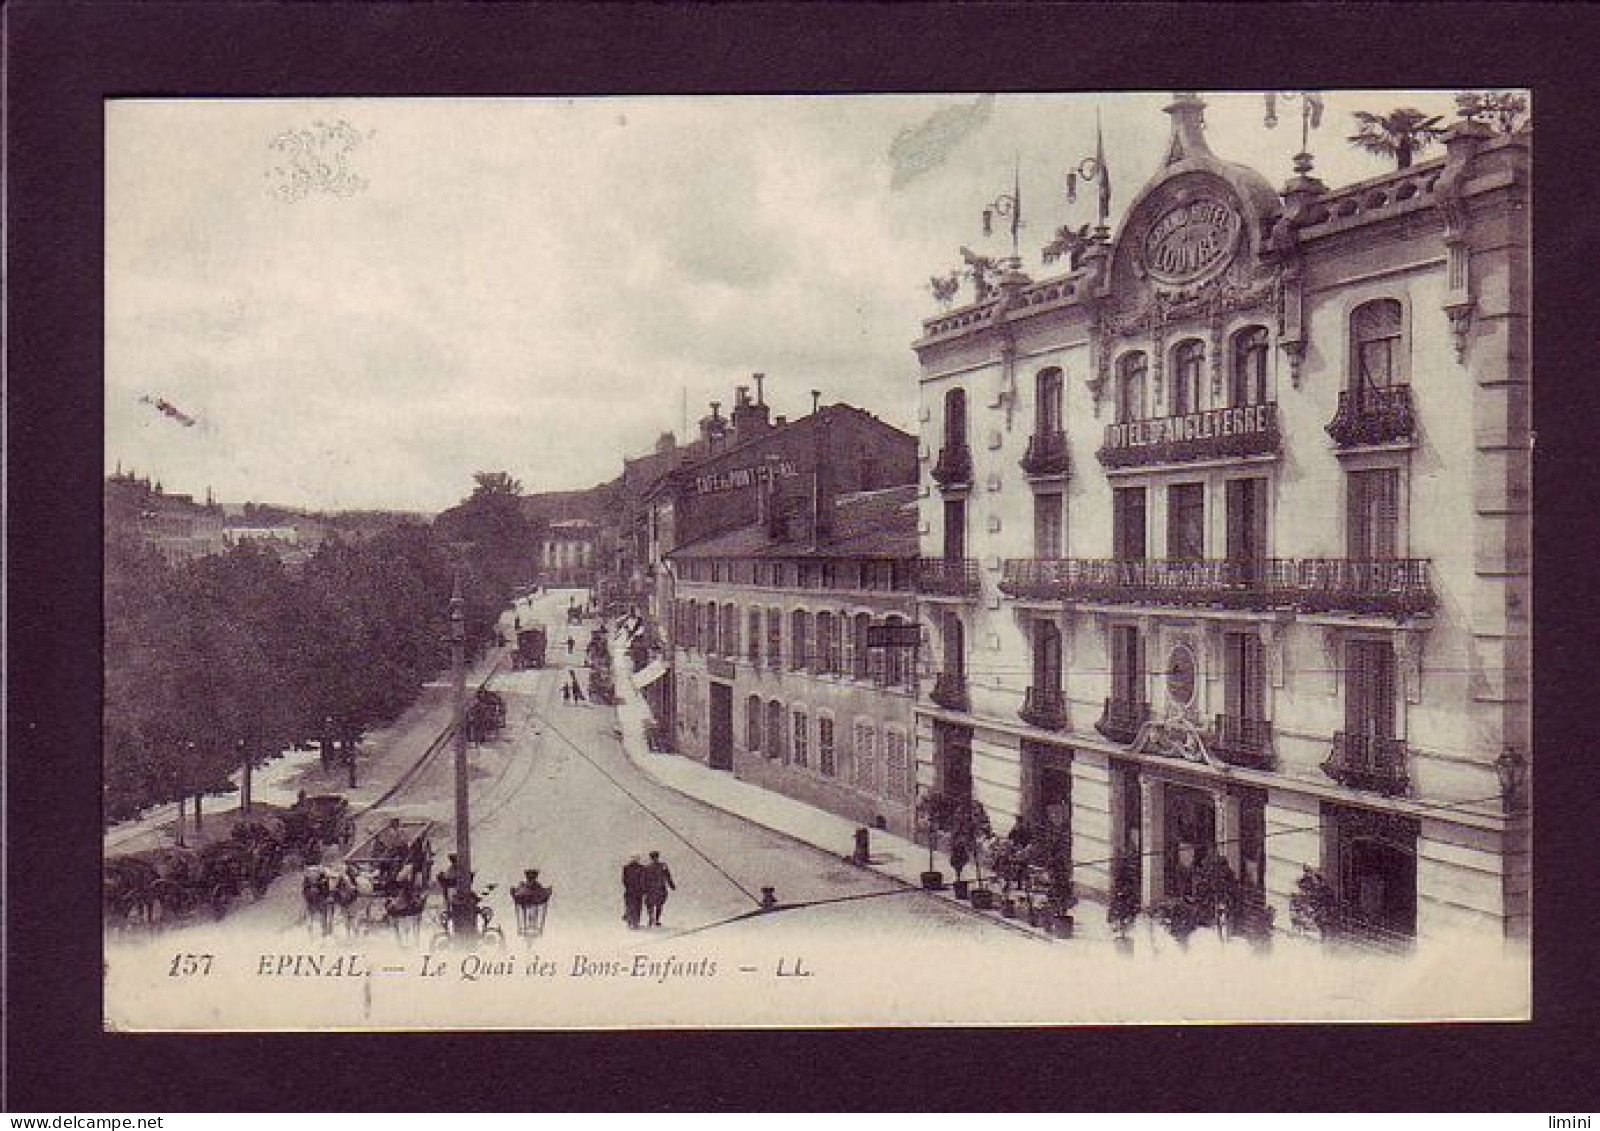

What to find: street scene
left=103, top=90, right=1531, bottom=1028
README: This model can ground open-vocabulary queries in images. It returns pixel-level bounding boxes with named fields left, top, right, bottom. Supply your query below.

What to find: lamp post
left=448, top=566, right=477, bottom=939
left=1263, top=91, right=1327, bottom=177
left=981, top=158, right=1025, bottom=263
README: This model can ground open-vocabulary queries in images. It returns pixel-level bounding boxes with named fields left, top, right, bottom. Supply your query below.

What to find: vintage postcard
left=102, top=90, right=1531, bottom=1030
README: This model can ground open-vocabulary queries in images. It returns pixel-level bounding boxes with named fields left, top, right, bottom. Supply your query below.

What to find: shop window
left=1230, top=326, right=1270, bottom=407
left=1170, top=338, right=1205, bottom=416
left=1350, top=299, right=1405, bottom=391
left=1116, top=352, right=1147, bottom=423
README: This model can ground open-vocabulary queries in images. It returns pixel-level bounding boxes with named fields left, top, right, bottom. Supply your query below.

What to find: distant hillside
left=519, top=477, right=622, bottom=527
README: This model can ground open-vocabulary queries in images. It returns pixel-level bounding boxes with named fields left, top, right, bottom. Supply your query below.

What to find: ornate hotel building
left=912, top=95, right=1530, bottom=943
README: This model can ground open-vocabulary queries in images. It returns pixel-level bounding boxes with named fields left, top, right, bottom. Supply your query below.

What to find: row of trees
left=105, top=473, right=539, bottom=825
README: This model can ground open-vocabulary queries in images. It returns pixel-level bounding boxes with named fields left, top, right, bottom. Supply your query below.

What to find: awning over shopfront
left=633, top=659, right=670, bottom=689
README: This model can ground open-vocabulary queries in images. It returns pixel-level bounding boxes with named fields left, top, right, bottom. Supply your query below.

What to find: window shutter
left=1348, top=473, right=1370, bottom=561
left=1375, top=470, right=1399, bottom=560
left=1346, top=640, right=1370, bottom=735
left=1244, top=634, right=1264, bottom=721
left=1374, top=643, right=1396, bottom=739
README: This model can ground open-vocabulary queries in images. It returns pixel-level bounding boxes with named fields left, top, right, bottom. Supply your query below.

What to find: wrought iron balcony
left=1020, top=685, right=1069, bottom=731
left=931, top=443, right=974, bottom=489
left=1291, top=558, right=1435, bottom=616
left=1020, top=430, right=1071, bottom=478
left=1095, top=698, right=1150, bottom=745
left=1000, top=557, right=1289, bottom=608
left=930, top=670, right=970, bottom=712
left=916, top=557, right=980, bottom=598
left=1210, top=714, right=1274, bottom=770
left=1322, top=732, right=1410, bottom=796
left=1326, top=385, right=1416, bottom=448
left=1098, top=403, right=1280, bottom=468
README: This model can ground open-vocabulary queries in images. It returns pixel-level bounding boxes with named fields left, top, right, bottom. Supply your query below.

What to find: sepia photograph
left=99, top=87, right=1532, bottom=1031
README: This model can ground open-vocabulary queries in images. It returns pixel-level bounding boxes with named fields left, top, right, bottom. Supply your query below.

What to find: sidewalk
left=606, top=627, right=1110, bottom=945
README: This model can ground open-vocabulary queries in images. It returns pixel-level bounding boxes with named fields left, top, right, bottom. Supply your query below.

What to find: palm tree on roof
left=1347, top=108, right=1448, bottom=170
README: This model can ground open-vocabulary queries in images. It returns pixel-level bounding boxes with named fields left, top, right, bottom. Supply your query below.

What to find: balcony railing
left=930, top=671, right=970, bottom=712
left=1020, top=685, right=1069, bottom=731
left=1000, top=557, right=1435, bottom=617
left=1291, top=558, right=1435, bottom=616
left=1210, top=714, right=1274, bottom=770
left=1098, top=403, right=1280, bottom=468
left=916, top=557, right=980, bottom=598
left=931, top=443, right=974, bottom=489
left=1095, top=698, right=1150, bottom=745
left=1322, top=732, right=1410, bottom=796
left=1326, top=385, right=1416, bottom=448
left=1020, top=430, right=1071, bottom=478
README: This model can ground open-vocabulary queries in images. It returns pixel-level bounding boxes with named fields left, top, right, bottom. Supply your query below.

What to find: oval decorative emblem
left=1142, top=196, right=1242, bottom=286
left=1166, top=643, right=1198, bottom=708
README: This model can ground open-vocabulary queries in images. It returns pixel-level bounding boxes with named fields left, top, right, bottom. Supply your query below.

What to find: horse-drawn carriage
left=510, top=626, right=547, bottom=670
left=464, top=688, right=507, bottom=743
left=103, top=817, right=288, bottom=931
left=280, top=793, right=356, bottom=863
left=302, top=818, right=436, bottom=942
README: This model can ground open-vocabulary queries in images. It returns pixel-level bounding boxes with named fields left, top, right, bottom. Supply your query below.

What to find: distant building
left=104, top=471, right=227, bottom=565
left=539, top=518, right=600, bottom=587
left=669, top=482, right=922, bottom=838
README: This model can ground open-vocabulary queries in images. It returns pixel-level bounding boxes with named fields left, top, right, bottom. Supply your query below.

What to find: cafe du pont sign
left=1142, top=194, right=1243, bottom=288
left=691, top=458, right=798, bottom=496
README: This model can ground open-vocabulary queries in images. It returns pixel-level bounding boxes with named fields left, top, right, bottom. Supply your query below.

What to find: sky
left=106, top=90, right=1472, bottom=513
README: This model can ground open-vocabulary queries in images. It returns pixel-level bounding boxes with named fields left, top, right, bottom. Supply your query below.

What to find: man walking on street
left=642, top=850, right=676, bottom=928
left=621, top=855, right=646, bottom=929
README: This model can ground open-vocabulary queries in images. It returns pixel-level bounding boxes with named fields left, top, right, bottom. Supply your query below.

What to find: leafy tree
left=1347, top=108, right=1447, bottom=170
left=1456, top=90, right=1529, bottom=133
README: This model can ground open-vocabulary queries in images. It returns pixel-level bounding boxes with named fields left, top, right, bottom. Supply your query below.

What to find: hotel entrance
left=1162, top=782, right=1217, bottom=899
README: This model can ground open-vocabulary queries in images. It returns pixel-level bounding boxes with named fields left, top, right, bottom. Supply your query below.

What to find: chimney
left=810, top=396, right=832, bottom=549
left=699, top=401, right=728, bottom=451
left=754, top=372, right=766, bottom=406
left=731, top=376, right=771, bottom=442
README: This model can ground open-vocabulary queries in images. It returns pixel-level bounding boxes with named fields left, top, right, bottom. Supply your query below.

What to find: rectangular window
left=1166, top=483, right=1205, bottom=561
left=943, top=498, right=966, bottom=561
left=767, top=608, right=782, bottom=668
left=1112, top=487, right=1147, bottom=561
left=1225, top=477, right=1267, bottom=567
left=1224, top=632, right=1266, bottom=721
left=1345, top=639, right=1397, bottom=738
left=1347, top=469, right=1399, bottom=560
left=852, top=721, right=878, bottom=794
left=746, top=696, right=762, bottom=753
left=1112, top=625, right=1144, bottom=705
left=766, top=700, right=785, bottom=761
left=818, top=716, right=836, bottom=777
left=1034, top=492, right=1063, bottom=559
left=884, top=729, right=911, bottom=803
left=792, top=710, right=809, bottom=769
left=748, top=608, right=761, bottom=664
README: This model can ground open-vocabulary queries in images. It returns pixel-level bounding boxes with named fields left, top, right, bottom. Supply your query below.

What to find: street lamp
left=1495, top=745, right=1527, bottom=812
left=980, top=158, right=1025, bottom=263
left=1263, top=91, right=1327, bottom=177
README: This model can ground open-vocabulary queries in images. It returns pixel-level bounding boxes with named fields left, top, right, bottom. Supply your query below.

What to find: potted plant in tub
left=1033, top=819, right=1076, bottom=937
left=914, top=790, right=955, bottom=891
left=945, top=798, right=993, bottom=904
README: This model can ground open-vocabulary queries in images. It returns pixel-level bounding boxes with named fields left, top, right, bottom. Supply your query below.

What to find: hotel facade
left=911, top=95, right=1530, bottom=944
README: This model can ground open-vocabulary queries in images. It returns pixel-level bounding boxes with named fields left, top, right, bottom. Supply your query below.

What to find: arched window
left=704, top=603, right=718, bottom=655
left=853, top=612, right=872, bottom=679
left=1350, top=299, right=1405, bottom=392
left=766, top=700, right=786, bottom=760
left=1170, top=339, right=1205, bottom=416
left=944, top=387, right=968, bottom=450
left=883, top=614, right=909, bottom=687
left=1116, top=352, right=1147, bottom=423
left=747, top=607, right=762, bottom=664
left=746, top=695, right=763, bottom=753
left=792, top=709, right=810, bottom=768
left=1035, top=367, right=1064, bottom=435
left=790, top=609, right=810, bottom=671
left=1230, top=326, right=1269, bottom=408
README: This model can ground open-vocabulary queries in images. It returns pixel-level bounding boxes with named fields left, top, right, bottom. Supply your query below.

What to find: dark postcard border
left=6, top=0, right=1599, bottom=1113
